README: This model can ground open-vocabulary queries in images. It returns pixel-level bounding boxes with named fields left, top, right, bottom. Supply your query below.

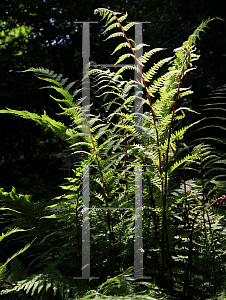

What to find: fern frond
left=143, top=57, right=173, bottom=83
left=111, top=42, right=131, bottom=55
left=0, top=227, right=27, bottom=242
left=169, top=153, right=199, bottom=175
left=114, top=65, right=138, bottom=77
left=0, top=239, right=36, bottom=275
left=104, top=32, right=124, bottom=41
left=147, top=70, right=175, bottom=96
left=1, top=269, right=77, bottom=298
left=122, top=22, right=136, bottom=32
left=103, top=21, right=121, bottom=34
left=139, top=48, right=165, bottom=64
left=0, top=108, right=76, bottom=143
left=186, top=17, right=216, bottom=46
left=114, top=53, right=135, bottom=65
left=117, top=12, right=128, bottom=24
left=9, top=258, right=27, bottom=281
left=94, top=8, right=120, bottom=21
left=132, top=43, right=150, bottom=51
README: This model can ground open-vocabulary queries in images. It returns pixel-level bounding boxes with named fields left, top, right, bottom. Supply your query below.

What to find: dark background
left=0, top=0, right=226, bottom=200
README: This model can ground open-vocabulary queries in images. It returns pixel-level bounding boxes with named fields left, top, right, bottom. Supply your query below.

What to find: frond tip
left=94, top=8, right=121, bottom=21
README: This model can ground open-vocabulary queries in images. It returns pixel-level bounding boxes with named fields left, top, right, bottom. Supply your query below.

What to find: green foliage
left=0, top=223, right=35, bottom=279
left=0, top=23, right=33, bottom=52
left=0, top=7, right=226, bottom=300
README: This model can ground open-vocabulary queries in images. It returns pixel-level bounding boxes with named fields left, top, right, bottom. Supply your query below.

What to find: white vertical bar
left=134, top=23, right=143, bottom=136
left=82, top=22, right=90, bottom=132
left=134, top=165, right=143, bottom=278
left=82, top=165, right=90, bottom=278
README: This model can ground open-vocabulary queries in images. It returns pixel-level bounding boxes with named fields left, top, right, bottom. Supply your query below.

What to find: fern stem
left=161, top=48, right=191, bottom=285
left=113, top=13, right=163, bottom=177
left=0, top=280, right=15, bottom=292
left=161, top=72, right=182, bottom=286
left=82, top=111, right=108, bottom=205
left=161, top=46, right=193, bottom=280
left=112, top=20, right=166, bottom=281
left=163, top=50, right=190, bottom=201
left=82, top=110, right=117, bottom=276
left=183, top=195, right=226, bottom=296
left=163, top=73, right=182, bottom=202
left=111, top=20, right=165, bottom=261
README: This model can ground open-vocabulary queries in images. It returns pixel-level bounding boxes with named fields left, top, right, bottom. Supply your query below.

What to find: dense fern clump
left=0, top=8, right=226, bottom=300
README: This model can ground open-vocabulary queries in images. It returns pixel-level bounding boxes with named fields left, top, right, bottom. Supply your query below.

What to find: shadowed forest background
left=0, top=1, right=226, bottom=299
left=0, top=0, right=226, bottom=200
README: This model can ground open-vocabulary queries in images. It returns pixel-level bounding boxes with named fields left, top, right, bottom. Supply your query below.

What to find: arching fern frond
left=122, top=22, right=136, bottom=32
left=0, top=237, right=36, bottom=277
left=139, top=47, right=165, bottom=64
left=104, top=31, right=124, bottom=41
left=111, top=42, right=131, bottom=55
left=186, top=17, right=216, bottom=46
left=114, top=65, right=139, bottom=77
left=114, top=53, right=135, bottom=65
left=103, top=21, right=121, bottom=33
left=0, top=108, right=76, bottom=143
left=143, top=57, right=173, bottom=84
left=94, top=8, right=121, bottom=21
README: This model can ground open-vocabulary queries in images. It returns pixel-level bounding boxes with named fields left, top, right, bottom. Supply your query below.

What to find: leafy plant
left=0, top=8, right=225, bottom=300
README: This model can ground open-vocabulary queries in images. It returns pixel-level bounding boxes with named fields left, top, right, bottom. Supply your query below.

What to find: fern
left=0, top=7, right=225, bottom=300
